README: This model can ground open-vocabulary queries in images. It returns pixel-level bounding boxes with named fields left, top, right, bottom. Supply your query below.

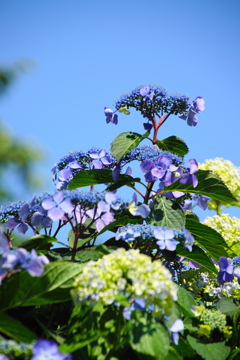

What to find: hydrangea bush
left=0, top=84, right=240, bottom=360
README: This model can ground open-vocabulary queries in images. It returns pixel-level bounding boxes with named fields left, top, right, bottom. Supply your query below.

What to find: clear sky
left=1, top=0, right=240, bottom=221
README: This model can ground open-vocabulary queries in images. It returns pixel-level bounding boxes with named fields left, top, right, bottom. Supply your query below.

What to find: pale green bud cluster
left=204, top=214, right=240, bottom=255
left=71, top=248, right=178, bottom=315
left=199, top=158, right=240, bottom=202
left=200, top=309, right=227, bottom=332
left=0, top=337, right=32, bottom=359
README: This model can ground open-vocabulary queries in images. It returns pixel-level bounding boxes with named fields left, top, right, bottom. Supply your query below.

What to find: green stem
left=215, top=200, right=222, bottom=215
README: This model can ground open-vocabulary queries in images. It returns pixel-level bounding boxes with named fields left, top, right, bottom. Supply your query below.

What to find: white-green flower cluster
left=204, top=214, right=240, bottom=255
left=199, top=158, right=240, bottom=203
left=200, top=309, right=227, bottom=332
left=71, top=248, right=178, bottom=315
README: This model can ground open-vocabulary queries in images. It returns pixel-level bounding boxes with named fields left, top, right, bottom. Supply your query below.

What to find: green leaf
left=165, top=347, right=183, bottom=360
left=185, top=218, right=229, bottom=262
left=0, top=311, right=36, bottom=342
left=227, top=348, right=240, bottom=360
left=216, top=298, right=238, bottom=316
left=146, top=197, right=185, bottom=230
left=156, top=136, right=189, bottom=157
left=165, top=170, right=237, bottom=205
left=130, top=312, right=170, bottom=359
left=75, top=248, right=102, bottom=262
left=111, top=131, right=150, bottom=160
left=174, top=337, right=196, bottom=359
left=106, top=176, right=142, bottom=192
left=176, top=245, right=218, bottom=274
left=176, top=286, right=196, bottom=318
left=20, top=235, right=58, bottom=251
left=68, top=169, right=140, bottom=190
left=187, top=335, right=231, bottom=360
left=0, top=261, right=84, bottom=311
left=164, top=346, right=183, bottom=360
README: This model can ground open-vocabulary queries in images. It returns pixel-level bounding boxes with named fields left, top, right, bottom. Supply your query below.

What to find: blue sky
left=1, top=0, right=240, bottom=222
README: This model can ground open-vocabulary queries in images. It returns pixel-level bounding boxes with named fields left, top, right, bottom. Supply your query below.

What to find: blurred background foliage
left=0, top=64, right=45, bottom=202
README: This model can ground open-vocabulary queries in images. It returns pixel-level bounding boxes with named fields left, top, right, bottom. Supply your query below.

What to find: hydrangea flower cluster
left=199, top=158, right=240, bottom=204
left=0, top=193, right=53, bottom=234
left=0, top=191, right=134, bottom=234
left=205, top=276, right=240, bottom=298
left=199, top=308, right=228, bottom=334
left=0, top=230, right=49, bottom=285
left=115, top=224, right=194, bottom=251
left=71, top=248, right=178, bottom=315
left=204, top=214, right=240, bottom=255
left=121, top=145, right=182, bottom=167
left=0, top=338, right=32, bottom=359
left=113, top=85, right=191, bottom=121
left=140, top=157, right=199, bottom=189
left=52, top=148, right=116, bottom=190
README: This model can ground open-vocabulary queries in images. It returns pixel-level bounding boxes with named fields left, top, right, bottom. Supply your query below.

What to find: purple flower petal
left=16, top=222, right=28, bottom=235
left=19, top=203, right=29, bottom=221
left=5, top=217, right=20, bottom=230
left=48, top=207, right=65, bottom=221
left=60, top=198, right=74, bottom=215
left=42, top=197, right=56, bottom=210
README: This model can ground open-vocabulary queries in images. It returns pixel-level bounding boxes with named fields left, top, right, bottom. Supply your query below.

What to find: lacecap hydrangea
left=71, top=248, right=178, bottom=316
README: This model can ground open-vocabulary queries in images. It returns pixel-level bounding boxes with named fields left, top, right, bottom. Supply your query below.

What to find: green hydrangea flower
left=71, top=248, right=178, bottom=315
left=204, top=214, right=240, bottom=255
left=200, top=309, right=227, bottom=333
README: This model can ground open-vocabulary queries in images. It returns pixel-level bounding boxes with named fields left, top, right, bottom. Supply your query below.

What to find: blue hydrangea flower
left=182, top=227, right=194, bottom=251
left=115, top=85, right=190, bottom=121
left=217, top=257, right=234, bottom=285
left=169, top=319, right=184, bottom=345
left=104, top=106, right=118, bottom=124
left=5, top=203, right=30, bottom=234
left=140, top=85, right=154, bottom=101
left=151, top=155, right=180, bottom=187
left=89, top=149, right=113, bottom=169
left=0, top=231, right=49, bottom=284
left=123, top=298, right=146, bottom=320
left=42, top=192, right=74, bottom=221
left=179, top=96, right=205, bottom=126
left=128, top=193, right=150, bottom=218
left=154, top=228, right=178, bottom=251
left=179, top=159, right=198, bottom=188
left=31, top=339, right=71, bottom=360
left=192, top=194, right=210, bottom=210
left=31, top=205, right=53, bottom=229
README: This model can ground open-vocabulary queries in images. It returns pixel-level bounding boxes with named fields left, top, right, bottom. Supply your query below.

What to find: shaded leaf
left=68, top=169, right=140, bottom=190
left=111, top=131, right=150, bottom=161
left=156, top=136, right=189, bottom=157
left=176, top=286, right=196, bottom=318
left=176, top=245, right=218, bottom=274
left=20, top=235, right=58, bottom=251
left=0, top=262, right=84, bottom=310
left=216, top=298, right=238, bottom=316
left=185, top=218, right=229, bottom=262
left=130, top=312, right=170, bottom=359
left=146, top=196, right=185, bottom=230
left=187, top=335, right=231, bottom=360
left=0, top=311, right=37, bottom=342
